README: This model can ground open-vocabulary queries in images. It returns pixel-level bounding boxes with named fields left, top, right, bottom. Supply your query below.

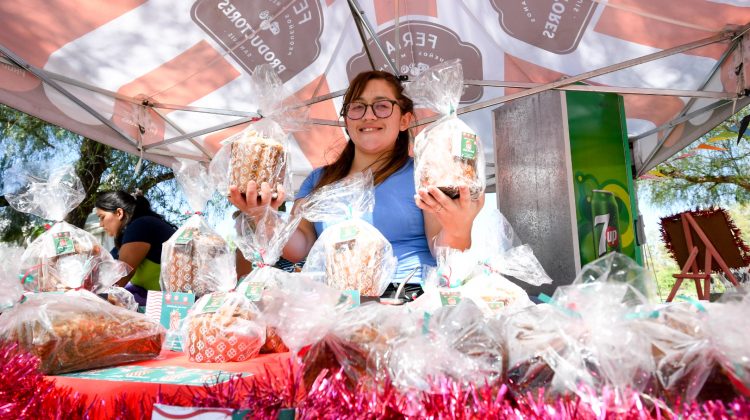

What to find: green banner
left=566, top=91, right=642, bottom=267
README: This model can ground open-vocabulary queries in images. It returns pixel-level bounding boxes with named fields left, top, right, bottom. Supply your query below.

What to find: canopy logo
left=346, top=22, right=484, bottom=104
left=191, top=0, right=323, bottom=82
left=490, top=0, right=597, bottom=54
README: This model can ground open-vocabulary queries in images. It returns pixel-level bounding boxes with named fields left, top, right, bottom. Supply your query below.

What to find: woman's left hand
left=415, top=185, right=484, bottom=241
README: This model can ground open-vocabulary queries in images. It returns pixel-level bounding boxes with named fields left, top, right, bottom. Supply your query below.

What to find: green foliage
left=638, top=106, right=750, bottom=210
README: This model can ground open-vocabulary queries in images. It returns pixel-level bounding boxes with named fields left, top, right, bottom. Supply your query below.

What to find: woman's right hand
left=228, top=181, right=286, bottom=212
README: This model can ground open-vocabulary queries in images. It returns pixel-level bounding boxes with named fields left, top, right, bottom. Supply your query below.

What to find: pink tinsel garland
left=2, top=341, right=749, bottom=419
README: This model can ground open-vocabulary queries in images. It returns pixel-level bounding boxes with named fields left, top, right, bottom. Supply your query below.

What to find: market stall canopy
left=2, top=0, right=750, bottom=192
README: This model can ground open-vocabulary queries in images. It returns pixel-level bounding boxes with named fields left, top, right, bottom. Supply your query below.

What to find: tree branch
left=138, top=171, right=175, bottom=193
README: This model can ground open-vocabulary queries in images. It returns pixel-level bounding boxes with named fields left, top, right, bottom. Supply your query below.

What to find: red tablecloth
left=49, top=350, right=292, bottom=416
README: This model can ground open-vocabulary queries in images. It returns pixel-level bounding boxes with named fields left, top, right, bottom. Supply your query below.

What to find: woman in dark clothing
left=95, top=191, right=176, bottom=305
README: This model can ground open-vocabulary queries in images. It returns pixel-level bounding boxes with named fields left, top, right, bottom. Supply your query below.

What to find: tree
left=0, top=104, right=179, bottom=244
left=638, top=107, right=750, bottom=209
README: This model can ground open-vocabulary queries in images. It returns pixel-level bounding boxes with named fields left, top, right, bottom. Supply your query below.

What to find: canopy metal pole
left=634, top=31, right=746, bottom=175
left=410, top=29, right=736, bottom=128
left=150, top=107, right=214, bottom=159
left=0, top=44, right=140, bottom=148
left=347, top=0, right=399, bottom=75
left=145, top=116, right=259, bottom=149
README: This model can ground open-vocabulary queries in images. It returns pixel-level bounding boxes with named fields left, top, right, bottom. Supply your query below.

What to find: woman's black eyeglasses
left=343, top=99, right=399, bottom=120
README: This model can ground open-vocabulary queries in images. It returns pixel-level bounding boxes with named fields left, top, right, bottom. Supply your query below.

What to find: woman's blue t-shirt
left=297, top=158, right=436, bottom=283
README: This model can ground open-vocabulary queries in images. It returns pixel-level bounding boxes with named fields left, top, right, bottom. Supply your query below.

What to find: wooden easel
left=665, top=212, right=741, bottom=302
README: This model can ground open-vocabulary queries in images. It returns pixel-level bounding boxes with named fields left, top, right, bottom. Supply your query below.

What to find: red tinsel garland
left=2, top=341, right=750, bottom=419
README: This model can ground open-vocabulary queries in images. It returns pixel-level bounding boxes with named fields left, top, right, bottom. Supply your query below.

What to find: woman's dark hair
left=95, top=190, right=170, bottom=248
left=313, top=70, right=413, bottom=190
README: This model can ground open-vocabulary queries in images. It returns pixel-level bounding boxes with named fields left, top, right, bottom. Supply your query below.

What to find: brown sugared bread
left=229, top=130, right=285, bottom=194
left=1, top=293, right=164, bottom=374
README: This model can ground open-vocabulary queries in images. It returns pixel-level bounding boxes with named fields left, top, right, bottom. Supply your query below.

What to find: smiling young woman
left=229, top=70, right=484, bottom=299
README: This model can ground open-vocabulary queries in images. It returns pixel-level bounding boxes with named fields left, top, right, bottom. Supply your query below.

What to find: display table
left=49, top=350, right=292, bottom=415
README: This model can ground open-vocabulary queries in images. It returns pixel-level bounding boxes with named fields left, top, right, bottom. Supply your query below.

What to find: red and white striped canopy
left=2, top=0, right=749, bottom=191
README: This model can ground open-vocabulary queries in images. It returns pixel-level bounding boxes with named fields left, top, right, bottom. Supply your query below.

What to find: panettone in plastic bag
left=406, top=60, right=485, bottom=199
left=183, top=291, right=266, bottom=363
left=301, top=172, right=396, bottom=296
left=210, top=65, right=307, bottom=197
left=161, top=214, right=235, bottom=297
left=5, top=166, right=129, bottom=293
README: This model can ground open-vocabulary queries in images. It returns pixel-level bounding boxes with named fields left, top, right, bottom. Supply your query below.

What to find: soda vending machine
left=493, top=90, right=643, bottom=296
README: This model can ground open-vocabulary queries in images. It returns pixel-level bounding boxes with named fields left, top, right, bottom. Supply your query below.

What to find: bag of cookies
left=0, top=289, right=164, bottom=374
left=406, top=59, right=485, bottom=199
left=182, top=291, right=266, bottom=363
left=160, top=160, right=236, bottom=297
left=5, top=166, right=129, bottom=293
left=300, top=172, right=396, bottom=296
left=210, top=64, right=307, bottom=198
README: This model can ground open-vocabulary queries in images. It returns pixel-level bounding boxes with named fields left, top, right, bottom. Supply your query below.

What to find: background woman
left=229, top=70, right=484, bottom=298
left=95, top=191, right=176, bottom=305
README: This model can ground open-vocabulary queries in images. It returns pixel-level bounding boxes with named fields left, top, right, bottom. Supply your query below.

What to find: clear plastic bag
left=261, top=272, right=343, bottom=354
left=0, top=243, right=25, bottom=312
left=459, top=271, right=534, bottom=316
left=705, top=297, right=750, bottom=398
left=3, top=165, right=85, bottom=222
left=301, top=303, right=419, bottom=390
left=504, top=303, right=567, bottom=397
left=547, top=283, right=655, bottom=402
left=301, top=172, right=396, bottom=296
left=235, top=205, right=302, bottom=268
left=182, top=291, right=266, bottom=363
left=633, top=302, right=715, bottom=403
left=572, top=252, right=657, bottom=304
left=5, top=166, right=130, bottom=293
left=210, top=65, right=307, bottom=197
left=100, top=286, right=138, bottom=311
left=406, top=60, right=485, bottom=199
left=160, top=214, right=235, bottom=297
left=0, top=289, right=164, bottom=374
left=388, top=300, right=504, bottom=391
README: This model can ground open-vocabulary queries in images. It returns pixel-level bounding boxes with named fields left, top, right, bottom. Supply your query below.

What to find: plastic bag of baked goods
left=262, top=272, right=343, bottom=353
left=160, top=161, right=236, bottom=297
left=632, top=301, right=716, bottom=404
left=301, top=172, right=396, bottom=296
left=210, top=64, right=307, bottom=199
left=0, top=289, right=164, bottom=374
left=302, top=303, right=419, bottom=390
left=388, top=300, right=504, bottom=391
left=5, top=166, right=129, bottom=292
left=182, top=291, right=266, bottom=363
left=0, top=244, right=25, bottom=312
left=705, top=295, right=750, bottom=399
left=406, top=59, right=484, bottom=199
left=572, top=252, right=658, bottom=304
left=546, top=282, right=654, bottom=402
left=235, top=205, right=303, bottom=269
